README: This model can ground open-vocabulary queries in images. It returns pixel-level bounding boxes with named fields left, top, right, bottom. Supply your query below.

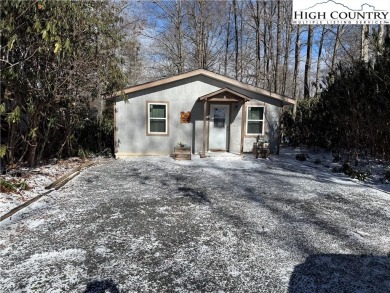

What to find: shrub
left=0, top=178, right=30, bottom=193
left=295, top=154, right=307, bottom=161
left=0, top=178, right=16, bottom=192
left=283, top=41, right=390, bottom=161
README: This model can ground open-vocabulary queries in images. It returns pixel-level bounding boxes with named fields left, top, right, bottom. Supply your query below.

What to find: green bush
left=283, top=38, right=390, bottom=160
left=0, top=178, right=16, bottom=192
left=384, top=171, right=390, bottom=181
left=0, top=178, right=29, bottom=192
left=73, top=103, right=115, bottom=158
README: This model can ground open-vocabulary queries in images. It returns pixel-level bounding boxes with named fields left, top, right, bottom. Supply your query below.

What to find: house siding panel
left=115, top=74, right=284, bottom=157
left=116, top=78, right=221, bottom=156
left=229, top=104, right=242, bottom=154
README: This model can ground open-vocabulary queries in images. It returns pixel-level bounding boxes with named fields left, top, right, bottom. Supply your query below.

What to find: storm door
left=209, top=104, right=230, bottom=151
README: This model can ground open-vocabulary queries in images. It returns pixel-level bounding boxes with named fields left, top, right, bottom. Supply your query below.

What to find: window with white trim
left=148, top=102, right=168, bottom=134
left=246, top=106, right=264, bottom=135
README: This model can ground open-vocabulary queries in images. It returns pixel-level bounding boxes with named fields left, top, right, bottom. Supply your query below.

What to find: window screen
left=148, top=103, right=167, bottom=134
left=247, top=106, right=264, bottom=134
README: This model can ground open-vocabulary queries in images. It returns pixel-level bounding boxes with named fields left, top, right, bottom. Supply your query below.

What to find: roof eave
left=199, top=88, right=252, bottom=102
left=108, top=69, right=296, bottom=105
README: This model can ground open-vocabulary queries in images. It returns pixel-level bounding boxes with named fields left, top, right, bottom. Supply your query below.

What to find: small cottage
left=109, top=69, right=295, bottom=158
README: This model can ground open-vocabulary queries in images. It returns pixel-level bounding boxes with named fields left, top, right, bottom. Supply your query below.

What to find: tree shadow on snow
left=289, top=254, right=390, bottom=293
left=84, top=279, right=119, bottom=293
left=178, top=186, right=210, bottom=203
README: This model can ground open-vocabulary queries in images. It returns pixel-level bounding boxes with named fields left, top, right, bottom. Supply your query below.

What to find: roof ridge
left=109, top=69, right=295, bottom=105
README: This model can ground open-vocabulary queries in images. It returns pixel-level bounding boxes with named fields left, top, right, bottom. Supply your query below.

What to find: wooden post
left=113, top=102, right=118, bottom=155
left=276, top=102, right=283, bottom=155
left=240, top=101, right=246, bottom=154
left=202, top=100, right=207, bottom=158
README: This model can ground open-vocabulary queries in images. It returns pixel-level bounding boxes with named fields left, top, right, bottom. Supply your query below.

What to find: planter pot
left=174, top=146, right=191, bottom=160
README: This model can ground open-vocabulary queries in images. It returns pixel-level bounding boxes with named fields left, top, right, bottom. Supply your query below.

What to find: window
left=213, top=107, right=226, bottom=128
left=148, top=102, right=168, bottom=135
left=247, top=106, right=264, bottom=135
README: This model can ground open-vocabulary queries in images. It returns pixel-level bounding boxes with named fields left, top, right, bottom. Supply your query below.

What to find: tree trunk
left=262, top=1, right=268, bottom=89
left=36, top=124, right=52, bottom=164
left=315, top=26, right=326, bottom=96
left=176, top=0, right=184, bottom=74
left=224, top=4, right=231, bottom=75
left=274, top=0, right=282, bottom=93
left=293, top=25, right=301, bottom=100
left=239, top=5, right=243, bottom=82
left=6, top=123, right=16, bottom=165
left=361, top=24, right=369, bottom=63
left=248, top=0, right=261, bottom=86
left=255, top=0, right=261, bottom=86
left=281, top=1, right=292, bottom=96
left=27, top=115, right=39, bottom=167
left=233, top=0, right=239, bottom=80
left=304, top=25, right=313, bottom=99
left=377, top=24, right=384, bottom=56
left=331, top=25, right=344, bottom=72
left=266, top=2, right=275, bottom=91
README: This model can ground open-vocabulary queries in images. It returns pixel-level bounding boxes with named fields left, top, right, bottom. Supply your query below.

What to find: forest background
left=1, top=0, right=390, bottom=168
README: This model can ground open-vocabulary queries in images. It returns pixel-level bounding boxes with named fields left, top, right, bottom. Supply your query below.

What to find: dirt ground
left=0, top=153, right=389, bottom=292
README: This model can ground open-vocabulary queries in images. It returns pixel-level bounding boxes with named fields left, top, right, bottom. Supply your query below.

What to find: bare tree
left=293, top=25, right=301, bottom=100
left=315, top=26, right=326, bottom=96
left=232, top=0, right=239, bottom=79
left=224, top=4, right=232, bottom=75
left=304, top=25, right=313, bottom=99
left=262, top=1, right=277, bottom=90
left=247, top=0, right=262, bottom=86
left=281, top=1, right=293, bottom=96
left=374, top=24, right=385, bottom=57
left=361, top=24, right=369, bottom=63
left=330, top=25, right=344, bottom=72
left=274, top=0, right=282, bottom=93
left=143, top=0, right=186, bottom=75
left=185, top=0, right=227, bottom=70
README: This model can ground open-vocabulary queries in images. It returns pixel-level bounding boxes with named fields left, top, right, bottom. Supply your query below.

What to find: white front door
left=209, top=104, right=230, bottom=151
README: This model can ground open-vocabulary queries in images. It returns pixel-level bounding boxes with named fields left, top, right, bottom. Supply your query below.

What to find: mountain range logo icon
left=300, top=0, right=386, bottom=12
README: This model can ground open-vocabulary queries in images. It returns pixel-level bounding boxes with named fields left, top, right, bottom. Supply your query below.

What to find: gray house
left=110, top=69, right=295, bottom=158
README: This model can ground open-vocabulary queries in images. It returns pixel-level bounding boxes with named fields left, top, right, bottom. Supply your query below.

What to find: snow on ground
left=0, top=149, right=389, bottom=292
left=274, top=147, right=390, bottom=194
left=0, top=157, right=108, bottom=216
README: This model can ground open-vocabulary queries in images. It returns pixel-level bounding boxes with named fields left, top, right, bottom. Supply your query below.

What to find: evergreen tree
left=1, top=0, right=129, bottom=166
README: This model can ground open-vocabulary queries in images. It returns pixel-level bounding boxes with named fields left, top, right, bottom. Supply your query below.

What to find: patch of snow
left=0, top=157, right=107, bottom=219
left=95, top=246, right=111, bottom=256
left=328, top=177, right=361, bottom=185
left=28, top=249, right=86, bottom=263
left=27, top=219, right=45, bottom=230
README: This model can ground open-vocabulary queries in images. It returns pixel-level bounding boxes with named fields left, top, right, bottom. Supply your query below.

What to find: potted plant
left=173, top=142, right=191, bottom=160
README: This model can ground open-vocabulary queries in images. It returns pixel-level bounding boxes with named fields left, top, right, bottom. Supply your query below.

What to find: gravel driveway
left=1, top=154, right=389, bottom=292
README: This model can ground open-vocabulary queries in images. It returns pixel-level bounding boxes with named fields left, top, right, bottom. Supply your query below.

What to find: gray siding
left=116, top=78, right=220, bottom=156
left=115, top=75, right=282, bottom=157
left=229, top=105, right=242, bottom=154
